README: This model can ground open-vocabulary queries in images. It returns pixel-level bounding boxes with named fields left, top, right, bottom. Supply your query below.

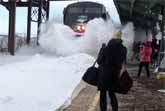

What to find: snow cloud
left=39, top=18, right=134, bottom=57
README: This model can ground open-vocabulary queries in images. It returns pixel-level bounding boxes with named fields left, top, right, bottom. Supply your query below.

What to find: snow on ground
left=0, top=53, right=94, bottom=111
left=0, top=13, right=134, bottom=111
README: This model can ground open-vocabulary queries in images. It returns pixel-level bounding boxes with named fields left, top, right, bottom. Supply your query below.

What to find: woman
left=137, top=40, right=152, bottom=78
left=97, top=31, right=127, bottom=111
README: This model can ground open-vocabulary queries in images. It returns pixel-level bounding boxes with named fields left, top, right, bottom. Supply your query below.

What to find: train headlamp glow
left=81, top=25, right=85, bottom=30
left=77, top=25, right=81, bottom=30
left=77, top=25, right=85, bottom=30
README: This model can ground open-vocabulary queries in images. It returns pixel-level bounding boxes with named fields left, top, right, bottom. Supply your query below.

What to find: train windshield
left=68, top=7, right=105, bottom=14
left=64, top=7, right=106, bottom=26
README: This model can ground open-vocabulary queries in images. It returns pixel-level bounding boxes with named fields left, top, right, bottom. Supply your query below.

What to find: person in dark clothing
left=97, top=31, right=127, bottom=111
left=151, top=39, right=160, bottom=67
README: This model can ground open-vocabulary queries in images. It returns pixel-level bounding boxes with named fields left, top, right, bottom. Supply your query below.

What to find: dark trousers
left=137, top=62, right=150, bottom=77
left=100, top=89, right=118, bottom=111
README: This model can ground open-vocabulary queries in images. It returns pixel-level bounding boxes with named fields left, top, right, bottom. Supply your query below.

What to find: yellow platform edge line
left=88, top=91, right=100, bottom=111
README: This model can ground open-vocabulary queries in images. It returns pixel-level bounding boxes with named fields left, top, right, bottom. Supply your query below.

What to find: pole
left=37, top=1, right=42, bottom=45
left=46, top=0, right=50, bottom=21
left=8, top=1, right=16, bottom=55
left=27, top=0, right=32, bottom=44
left=155, top=0, right=165, bottom=94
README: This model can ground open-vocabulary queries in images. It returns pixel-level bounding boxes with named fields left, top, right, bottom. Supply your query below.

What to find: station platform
left=64, top=65, right=165, bottom=111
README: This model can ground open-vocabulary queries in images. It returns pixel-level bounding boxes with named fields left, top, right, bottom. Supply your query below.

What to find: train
left=63, top=1, right=109, bottom=36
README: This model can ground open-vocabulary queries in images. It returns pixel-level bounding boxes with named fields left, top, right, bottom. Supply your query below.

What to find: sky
left=0, top=0, right=120, bottom=35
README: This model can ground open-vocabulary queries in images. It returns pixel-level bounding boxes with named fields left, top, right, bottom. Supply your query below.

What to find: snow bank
left=0, top=53, right=94, bottom=111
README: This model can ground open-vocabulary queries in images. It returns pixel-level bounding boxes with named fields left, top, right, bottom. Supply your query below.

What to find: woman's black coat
left=97, top=39, right=127, bottom=90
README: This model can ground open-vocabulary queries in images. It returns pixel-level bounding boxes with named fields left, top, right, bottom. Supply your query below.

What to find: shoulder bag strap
left=93, top=43, right=106, bottom=66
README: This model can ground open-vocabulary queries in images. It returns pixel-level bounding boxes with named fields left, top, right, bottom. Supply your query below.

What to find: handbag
left=115, top=70, right=133, bottom=94
left=82, top=60, right=98, bottom=86
left=82, top=43, right=106, bottom=86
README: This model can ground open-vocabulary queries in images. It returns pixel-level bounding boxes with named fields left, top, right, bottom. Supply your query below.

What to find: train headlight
left=74, top=24, right=86, bottom=33
left=77, top=25, right=81, bottom=30
left=81, top=25, right=85, bottom=31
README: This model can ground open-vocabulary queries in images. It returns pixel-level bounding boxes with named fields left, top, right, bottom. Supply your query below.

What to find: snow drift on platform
left=0, top=53, right=94, bottom=111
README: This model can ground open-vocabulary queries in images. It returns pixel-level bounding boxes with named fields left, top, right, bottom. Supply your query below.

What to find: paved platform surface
left=64, top=66, right=165, bottom=111
left=63, top=85, right=98, bottom=111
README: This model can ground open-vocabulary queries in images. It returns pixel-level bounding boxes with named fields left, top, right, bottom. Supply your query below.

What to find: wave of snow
left=39, top=18, right=134, bottom=57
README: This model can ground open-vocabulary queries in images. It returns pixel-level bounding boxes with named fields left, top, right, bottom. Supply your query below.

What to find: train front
left=63, top=1, right=108, bottom=37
